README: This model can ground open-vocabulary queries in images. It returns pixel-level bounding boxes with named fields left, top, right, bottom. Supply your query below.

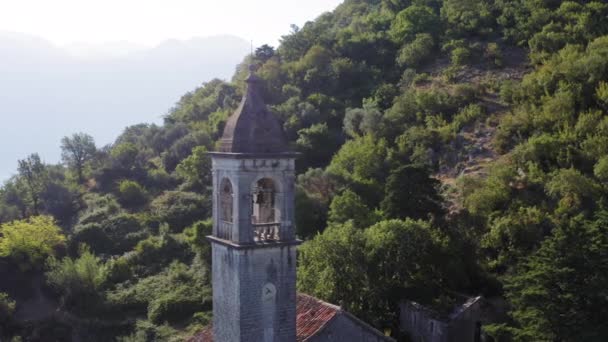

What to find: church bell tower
left=208, top=66, right=300, bottom=342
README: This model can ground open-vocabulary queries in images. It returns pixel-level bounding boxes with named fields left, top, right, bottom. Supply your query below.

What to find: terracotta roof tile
left=296, top=293, right=340, bottom=341
left=188, top=293, right=339, bottom=342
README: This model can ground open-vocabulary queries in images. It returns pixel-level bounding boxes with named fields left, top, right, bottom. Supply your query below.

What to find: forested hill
left=2, top=0, right=608, bottom=341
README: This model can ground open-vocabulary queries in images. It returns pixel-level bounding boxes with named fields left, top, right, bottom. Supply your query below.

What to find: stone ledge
left=207, top=235, right=302, bottom=249
left=208, top=152, right=300, bottom=159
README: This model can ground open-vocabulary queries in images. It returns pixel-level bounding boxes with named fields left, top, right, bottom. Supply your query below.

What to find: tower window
left=220, top=178, right=233, bottom=223
left=252, top=178, right=280, bottom=241
left=252, top=178, right=278, bottom=224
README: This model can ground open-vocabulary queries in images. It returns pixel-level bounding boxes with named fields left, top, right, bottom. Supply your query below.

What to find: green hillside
left=2, top=0, right=608, bottom=340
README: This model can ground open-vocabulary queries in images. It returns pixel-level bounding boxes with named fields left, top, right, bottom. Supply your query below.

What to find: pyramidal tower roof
left=217, top=66, right=290, bottom=155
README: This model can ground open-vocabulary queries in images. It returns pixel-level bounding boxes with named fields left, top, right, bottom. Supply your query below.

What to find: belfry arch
left=252, top=177, right=281, bottom=241
left=252, top=178, right=280, bottom=224
left=220, top=178, right=234, bottom=223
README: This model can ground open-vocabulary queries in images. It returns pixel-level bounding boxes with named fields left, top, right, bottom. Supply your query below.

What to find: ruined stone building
left=399, top=295, right=483, bottom=342
left=190, top=67, right=392, bottom=342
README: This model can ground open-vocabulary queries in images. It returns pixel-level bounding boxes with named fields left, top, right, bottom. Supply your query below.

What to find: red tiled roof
left=296, top=293, right=340, bottom=341
left=188, top=293, right=339, bottom=342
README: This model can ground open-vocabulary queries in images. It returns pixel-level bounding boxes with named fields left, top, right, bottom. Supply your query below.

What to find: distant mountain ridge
left=0, top=32, right=250, bottom=181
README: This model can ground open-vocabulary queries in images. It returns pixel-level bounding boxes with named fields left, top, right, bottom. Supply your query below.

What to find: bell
left=256, top=191, right=265, bottom=204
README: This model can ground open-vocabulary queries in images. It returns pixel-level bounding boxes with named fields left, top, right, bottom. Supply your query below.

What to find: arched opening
left=252, top=178, right=280, bottom=241
left=220, top=178, right=234, bottom=223
left=217, top=178, right=233, bottom=240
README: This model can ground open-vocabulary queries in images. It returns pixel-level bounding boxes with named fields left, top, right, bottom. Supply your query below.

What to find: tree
left=0, top=216, right=66, bottom=270
left=343, top=104, right=383, bottom=138
left=255, top=44, right=275, bottom=63
left=17, top=153, right=47, bottom=215
left=481, top=206, right=551, bottom=270
left=328, top=189, right=379, bottom=229
left=60, top=133, right=96, bottom=183
left=298, top=219, right=447, bottom=331
left=297, top=222, right=367, bottom=317
left=363, top=219, right=445, bottom=328
left=110, top=142, right=139, bottom=170
left=499, top=213, right=608, bottom=341
left=327, top=135, right=389, bottom=206
left=441, top=0, right=494, bottom=37
left=175, top=146, right=212, bottom=192
left=295, top=187, right=328, bottom=239
left=396, top=33, right=435, bottom=68
left=296, top=123, right=340, bottom=170
left=390, top=5, right=440, bottom=42
left=380, top=165, right=444, bottom=221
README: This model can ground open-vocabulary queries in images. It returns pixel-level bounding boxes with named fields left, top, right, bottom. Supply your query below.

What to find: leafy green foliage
left=72, top=212, right=146, bottom=255
left=0, top=216, right=66, bottom=270
left=108, top=262, right=211, bottom=325
left=328, top=189, right=380, bottom=229
left=499, top=214, right=608, bottom=341
left=117, top=180, right=148, bottom=208
left=150, top=191, right=210, bottom=232
left=2, top=0, right=608, bottom=337
left=46, top=247, right=106, bottom=314
left=16, top=154, right=47, bottom=215
left=60, top=133, right=96, bottom=183
left=380, top=164, right=444, bottom=221
left=298, top=219, right=452, bottom=329
left=175, top=146, right=211, bottom=192
left=396, top=33, right=435, bottom=67
left=390, top=5, right=440, bottom=42
left=327, top=134, right=389, bottom=205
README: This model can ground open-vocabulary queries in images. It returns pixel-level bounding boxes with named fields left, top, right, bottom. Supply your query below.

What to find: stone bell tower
left=208, top=66, right=300, bottom=342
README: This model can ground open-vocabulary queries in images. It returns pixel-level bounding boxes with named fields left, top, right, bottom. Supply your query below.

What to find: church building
left=189, top=67, right=393, bottom=342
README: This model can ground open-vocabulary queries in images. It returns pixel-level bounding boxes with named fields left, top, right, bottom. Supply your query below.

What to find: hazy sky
left=0, top=0, right=344, bottom=47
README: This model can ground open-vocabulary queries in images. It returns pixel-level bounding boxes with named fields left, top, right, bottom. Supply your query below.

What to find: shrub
left=72, top=212, right=146, bottom=256
left=397, top=33, right=435, bottom=68
left=452, top=84, right=477, bottom=102
left=451, top=47, right=471, bottom=66
left=390, top=5, right=440, bottom=42
left=46, top=247, right=106, bottom=313
left=71, top=223, right=113, bottom=255
left=107, top=262, right=211, bottom=323
left=451, top=104, right=485, bottom=132
left=117, top=180, right=147, bottom=208
left=0, top=292, right=16, bottom=325
left=499, top=80, right=518, bottom=104
left=132, top=233, right=191, bottom=275
left=485, top=42, right=503, bottom=67
left=102, top=256, right=133, bottom=285
left=148, top=288, right=212, bottom=324
left=150, top=191, right=210, bottom=232
left=596, top=81, right=608, bottom=109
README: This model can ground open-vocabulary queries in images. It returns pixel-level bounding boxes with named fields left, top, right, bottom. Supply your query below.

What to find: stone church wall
left=308, top=313, right=393, bottom=342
